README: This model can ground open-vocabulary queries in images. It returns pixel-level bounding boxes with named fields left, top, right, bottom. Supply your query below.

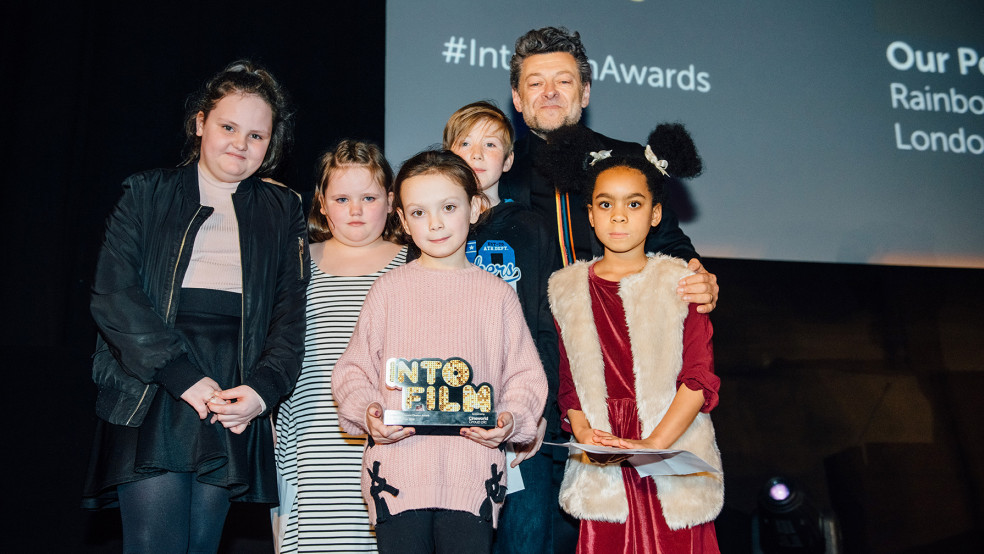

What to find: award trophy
left=382, top=357, right=495, bottom=428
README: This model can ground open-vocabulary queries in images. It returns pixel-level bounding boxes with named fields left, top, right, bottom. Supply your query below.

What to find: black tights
left=375, top=509, right=493, bottom=554
left=117, top=472, right=231, bottom=554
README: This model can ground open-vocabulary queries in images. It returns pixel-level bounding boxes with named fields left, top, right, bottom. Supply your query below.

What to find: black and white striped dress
left=274, top=246, right=407, bottom=553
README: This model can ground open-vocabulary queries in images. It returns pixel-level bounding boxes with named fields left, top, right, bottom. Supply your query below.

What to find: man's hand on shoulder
left=678, top=258, right=719, bottom=313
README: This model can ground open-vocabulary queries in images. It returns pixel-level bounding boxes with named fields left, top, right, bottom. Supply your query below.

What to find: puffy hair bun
left=647, top=123, right=703, bottom=179
left=534, top=124, right=605, bottom=194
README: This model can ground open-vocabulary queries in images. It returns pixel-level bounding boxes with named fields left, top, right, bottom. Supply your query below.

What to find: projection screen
left=385, top=0, right=984, bottom=268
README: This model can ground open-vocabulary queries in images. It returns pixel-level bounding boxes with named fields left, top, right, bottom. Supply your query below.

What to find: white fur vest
left=548, top=255, right=724, bottom=529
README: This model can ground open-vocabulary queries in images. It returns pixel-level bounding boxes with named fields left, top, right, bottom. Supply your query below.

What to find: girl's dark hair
left=308, top=139, right=403, bottom=244
left=392, top=149, right=490, bottom=246
left=537, top=123, right=702, bottom=204
left=181, top=60, right=293, bottom=177
left=589, top=124, right=702, bottom=203
left=533, top=124, right=604, bottom=195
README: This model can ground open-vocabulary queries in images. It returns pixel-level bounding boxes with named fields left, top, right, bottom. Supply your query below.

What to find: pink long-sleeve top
left=332, top=260, right=547, bottom=526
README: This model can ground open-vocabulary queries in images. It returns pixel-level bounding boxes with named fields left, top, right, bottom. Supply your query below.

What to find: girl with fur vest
left=549, top=124, right=723, bottom=553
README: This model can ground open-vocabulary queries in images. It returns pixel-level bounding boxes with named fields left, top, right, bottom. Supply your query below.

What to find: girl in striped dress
left=274, top=140, right=406, bottom=552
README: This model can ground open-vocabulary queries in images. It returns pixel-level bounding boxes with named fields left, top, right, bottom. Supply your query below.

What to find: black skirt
left=82, top=288, right=277, bottom=509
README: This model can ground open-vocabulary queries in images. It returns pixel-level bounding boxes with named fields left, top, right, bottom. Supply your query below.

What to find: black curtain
left=2, top=2, right=384, bottom=551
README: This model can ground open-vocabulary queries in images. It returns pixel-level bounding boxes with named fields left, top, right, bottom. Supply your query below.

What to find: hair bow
left=644, top=145, right=669, bottom=176
left=588, top=150, right=612, bottom=166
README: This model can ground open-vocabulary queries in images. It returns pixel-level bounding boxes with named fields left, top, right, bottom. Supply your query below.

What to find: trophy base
left=384, top=410, right=496, bottom=428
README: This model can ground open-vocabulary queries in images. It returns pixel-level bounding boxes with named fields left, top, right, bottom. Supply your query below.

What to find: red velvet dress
left=558, top=266, right=721, bottom=554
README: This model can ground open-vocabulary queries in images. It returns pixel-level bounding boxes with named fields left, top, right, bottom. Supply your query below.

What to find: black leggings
left=117, top=472, right=231, bottom=554
left=375, top=509, right=493, bottom=554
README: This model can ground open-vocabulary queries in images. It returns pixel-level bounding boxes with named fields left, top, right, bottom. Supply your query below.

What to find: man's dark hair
left=509, top=27, right=591, bottom=90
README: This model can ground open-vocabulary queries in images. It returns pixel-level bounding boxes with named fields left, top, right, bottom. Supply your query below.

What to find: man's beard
left=528, top=110, right=582, bottom=138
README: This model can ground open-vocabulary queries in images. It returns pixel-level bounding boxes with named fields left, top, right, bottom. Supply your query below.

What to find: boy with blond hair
left=445, top=101, right=561, bottom=554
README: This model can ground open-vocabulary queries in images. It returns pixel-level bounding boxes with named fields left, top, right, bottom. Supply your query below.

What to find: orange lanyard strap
left=555, top=190, right=576, bottom=267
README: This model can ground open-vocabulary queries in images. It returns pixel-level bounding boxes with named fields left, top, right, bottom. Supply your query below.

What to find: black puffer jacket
left=90, top=164, right=309, bottom=427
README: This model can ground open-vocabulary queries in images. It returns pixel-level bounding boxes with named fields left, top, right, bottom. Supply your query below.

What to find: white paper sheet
left=544, top=442, right=720, bottom=478
left=504, top=445, right=525, bottom=495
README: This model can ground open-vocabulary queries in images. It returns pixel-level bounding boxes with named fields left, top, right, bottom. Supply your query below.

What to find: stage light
left=768, top=481, right=791, bottom=502
left=752, top=477, right=838, bottom=554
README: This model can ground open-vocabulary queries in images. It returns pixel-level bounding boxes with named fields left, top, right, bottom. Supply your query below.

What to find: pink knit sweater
left=332, top=260, right=547, bottom=526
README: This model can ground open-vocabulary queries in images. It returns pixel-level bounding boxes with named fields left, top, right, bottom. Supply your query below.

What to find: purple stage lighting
left=769, top=482, right=791, bottom=502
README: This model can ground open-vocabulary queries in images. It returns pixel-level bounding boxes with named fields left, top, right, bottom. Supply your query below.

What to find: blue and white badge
left=467, top=239, right=522, bottom=291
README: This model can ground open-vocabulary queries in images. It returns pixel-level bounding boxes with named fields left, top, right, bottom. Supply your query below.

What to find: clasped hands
left=180, top=377, right=264, bottom=434
left=577, top=428, right=661, bottom=466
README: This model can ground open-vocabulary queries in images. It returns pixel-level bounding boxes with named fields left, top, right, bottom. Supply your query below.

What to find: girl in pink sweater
left=332, top=149, right=548, bottom=554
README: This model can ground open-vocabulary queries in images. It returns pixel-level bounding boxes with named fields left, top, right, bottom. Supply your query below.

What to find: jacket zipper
left=238, top=213, right=246, bottom=385
left=124, top=385, right=150, bottom=427
left=126, top=205, right=204, bottom=425
left=165, top=207, right=204, bottom=321
left=239, top=287, right=245, bottom=385
left=297, top=237, right=304, bottom=279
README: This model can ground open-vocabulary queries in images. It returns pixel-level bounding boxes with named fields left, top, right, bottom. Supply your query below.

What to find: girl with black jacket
left=82, top=60, right=309, bottom=553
